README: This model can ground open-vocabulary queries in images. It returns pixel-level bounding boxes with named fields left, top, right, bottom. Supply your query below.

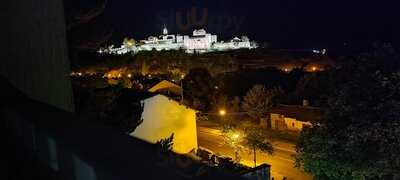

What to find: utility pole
left=180, top=74, right=185, bottom=103
left=181, top=80, right=184, bottom=102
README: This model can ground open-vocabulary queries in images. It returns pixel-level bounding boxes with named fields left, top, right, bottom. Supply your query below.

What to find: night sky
left=68, top=0, right=400, bottom=49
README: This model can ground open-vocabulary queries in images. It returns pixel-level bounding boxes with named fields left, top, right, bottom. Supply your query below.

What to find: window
left=292, top=122, right=295, bottom=127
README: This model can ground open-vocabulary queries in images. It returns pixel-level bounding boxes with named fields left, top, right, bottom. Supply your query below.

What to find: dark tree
left=156, top=133, right=174, bottom=155
left=76, top=85, right=144, bottom=133
left=294, top=72, right=330, bottom=106
left=243, top=125, right=273, bottom=168
left=241, top=85, right=283, bottom=126
left=183, top=68, right=215, bottom=110
left=110, top=89, right=144, bottom=133
left=295, top=46, right=400, bottom=179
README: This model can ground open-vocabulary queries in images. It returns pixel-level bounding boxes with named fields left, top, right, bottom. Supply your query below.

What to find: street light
left=219, top=109, right=226, bottom=116
left=311, top=66, right=317, bottom=72
left=232, top=133, right=240, bottom=139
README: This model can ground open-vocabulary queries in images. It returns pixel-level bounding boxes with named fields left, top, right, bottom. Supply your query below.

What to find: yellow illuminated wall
left=270, top=113, right=312, bottom=131
left=284, top=117, right=310, bottom=131
left=130, top=95, right=198, bottom=154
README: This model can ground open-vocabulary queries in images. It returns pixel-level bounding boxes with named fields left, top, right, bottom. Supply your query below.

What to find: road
left=197, top=121, right=311, bottom=180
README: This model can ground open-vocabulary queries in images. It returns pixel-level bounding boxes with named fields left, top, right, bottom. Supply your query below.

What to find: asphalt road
left=197, top=121, right=312, bottom=180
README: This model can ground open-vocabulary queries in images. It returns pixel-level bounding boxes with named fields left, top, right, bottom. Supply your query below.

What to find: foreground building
left=130, top=93, right=198, bottom=154
left=99, top=27, right=257, bottom=55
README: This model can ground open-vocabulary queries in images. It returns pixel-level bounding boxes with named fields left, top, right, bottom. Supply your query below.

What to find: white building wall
left=130, top=95, right=198, bottom=154
left=176, top=35, right=184, bottom=43
left=284, top=117, right=305, bottom=131
left=270, top=113, right=312, bottom=131
left=211, top=35, right=217, bottom=43
left=184, top=38, right=210, bottom=50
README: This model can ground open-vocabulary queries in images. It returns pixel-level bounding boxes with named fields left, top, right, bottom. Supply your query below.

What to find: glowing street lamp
left=232, top=133, right=240, bottom=139
left=311, top=66, right=317, bottom=72
left=219, top=109, right=226, bottom=116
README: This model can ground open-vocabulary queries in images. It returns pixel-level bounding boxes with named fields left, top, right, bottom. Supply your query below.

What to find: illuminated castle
left=99, top=26, right=257, bottom=55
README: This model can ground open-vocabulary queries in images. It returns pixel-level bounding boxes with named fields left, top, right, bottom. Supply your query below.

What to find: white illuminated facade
left=99, top=27, right=257, bottom=55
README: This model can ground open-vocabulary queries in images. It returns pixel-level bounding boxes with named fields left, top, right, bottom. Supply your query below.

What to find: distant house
left=129, top=93, right=197, bottom=154
left=265, top=105, right=323, bottom=132
left=148, top=80, right=182, bottom=97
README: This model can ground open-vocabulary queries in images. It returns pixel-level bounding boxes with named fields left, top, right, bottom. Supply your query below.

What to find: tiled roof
left=148, top=80, right=182, bottom=95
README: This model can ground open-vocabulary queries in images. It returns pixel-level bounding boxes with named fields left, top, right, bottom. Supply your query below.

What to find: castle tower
left=163, top=25, right=168, bottom=35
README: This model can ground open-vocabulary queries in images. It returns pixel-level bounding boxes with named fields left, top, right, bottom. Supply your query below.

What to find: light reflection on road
left=197, top=125, right=312, bottom=180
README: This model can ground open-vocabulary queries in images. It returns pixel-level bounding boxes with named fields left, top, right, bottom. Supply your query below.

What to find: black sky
left=68, top=0, right=400, bottom=49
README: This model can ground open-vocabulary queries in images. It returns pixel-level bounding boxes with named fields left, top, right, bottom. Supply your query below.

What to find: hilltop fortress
left=99, top=26, right=257, bottom=55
